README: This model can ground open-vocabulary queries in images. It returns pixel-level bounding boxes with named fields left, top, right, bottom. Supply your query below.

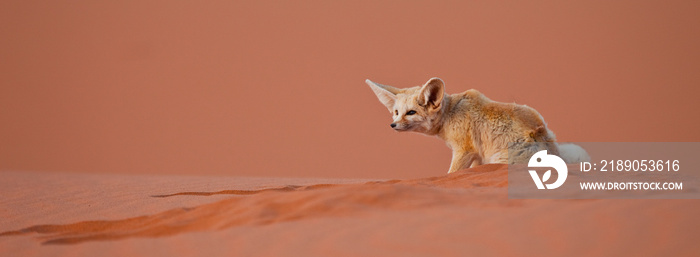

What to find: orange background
left=2, top=1, right=699, bottom=178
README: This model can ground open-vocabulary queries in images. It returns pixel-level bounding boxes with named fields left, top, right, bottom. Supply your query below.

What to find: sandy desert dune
left=1, top=164, right=699, bottom=257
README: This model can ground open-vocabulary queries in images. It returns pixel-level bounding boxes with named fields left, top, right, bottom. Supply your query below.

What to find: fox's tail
left=557, top=143, right=591, bottom=163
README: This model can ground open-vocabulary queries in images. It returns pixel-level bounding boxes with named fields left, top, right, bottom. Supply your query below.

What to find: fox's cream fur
left=366, top=77, right=590, bottom=173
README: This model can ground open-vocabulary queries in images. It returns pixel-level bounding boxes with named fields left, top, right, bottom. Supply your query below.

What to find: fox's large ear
left=418, top=77, right=445, bottom=109
left=366, top=79, right=399, bottom=111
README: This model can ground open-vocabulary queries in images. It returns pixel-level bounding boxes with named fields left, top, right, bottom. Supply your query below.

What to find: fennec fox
left=366, top=77, right=590, bottom=174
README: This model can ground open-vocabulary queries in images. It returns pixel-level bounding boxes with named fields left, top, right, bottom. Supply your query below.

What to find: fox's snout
left=389, top=122, right=410, bottom=131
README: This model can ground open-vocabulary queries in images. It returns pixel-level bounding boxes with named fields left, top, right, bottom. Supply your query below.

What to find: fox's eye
left=406, top=110, right=417, bottom=115
left=394, top=110, right=398, bottom=115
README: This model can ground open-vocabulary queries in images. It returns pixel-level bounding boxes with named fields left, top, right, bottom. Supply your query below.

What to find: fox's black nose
left=390, top=123, right=397, bottom=128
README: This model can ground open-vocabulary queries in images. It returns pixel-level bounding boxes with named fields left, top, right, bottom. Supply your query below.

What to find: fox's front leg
left=447, top=150, right=482, bottom=174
